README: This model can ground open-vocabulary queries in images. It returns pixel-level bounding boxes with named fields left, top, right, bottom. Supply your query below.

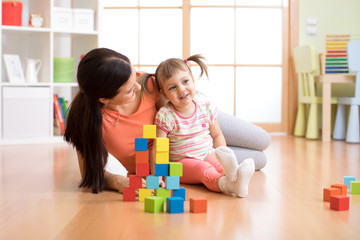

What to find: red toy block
left=323, top=187, right=341, bottom=202
left=135, top=150, right=149, bottom=164
left=136, top=163, right=150, bottom=177
left=330, top=195, right=349, bottom=211
left=331, top=184, right=347, bottom=196
left=123, top=187, right=136, bottom=201
left=190, top=197, right=207, bottom=213
left=129, top=175, right=143, bottom=188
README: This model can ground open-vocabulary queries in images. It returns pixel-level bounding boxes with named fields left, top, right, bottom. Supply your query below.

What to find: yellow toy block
left=143, top=125, right=157, bottom=139
left=156, top=151, right=169, bottom=164
left=139, top=188, right=152, bottom=202
left=155, top=138, right=169, bottom=152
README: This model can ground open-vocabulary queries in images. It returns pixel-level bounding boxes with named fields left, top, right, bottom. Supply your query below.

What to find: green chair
left=293, top=45, right=338, bottom=139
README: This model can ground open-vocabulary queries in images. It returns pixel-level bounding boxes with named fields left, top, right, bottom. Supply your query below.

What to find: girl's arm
left=209, top=119, right=227, bottom=148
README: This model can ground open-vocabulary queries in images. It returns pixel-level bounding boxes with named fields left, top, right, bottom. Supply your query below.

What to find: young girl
left=144, top=55, right=255, bottom=197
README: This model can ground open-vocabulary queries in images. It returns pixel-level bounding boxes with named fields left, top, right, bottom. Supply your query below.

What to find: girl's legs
left=215, top=146, right=238, bottom=182
left=178, top=156, right=223, bottom=192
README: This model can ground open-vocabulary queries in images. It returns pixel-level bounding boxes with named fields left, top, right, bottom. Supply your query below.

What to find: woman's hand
left=159, top=177, right=165, bottom=188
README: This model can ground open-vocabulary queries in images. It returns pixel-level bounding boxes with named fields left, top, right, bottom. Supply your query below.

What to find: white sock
left=215, top=146, right=238, bottom=182
left=218, top=158, right=255, bottom=198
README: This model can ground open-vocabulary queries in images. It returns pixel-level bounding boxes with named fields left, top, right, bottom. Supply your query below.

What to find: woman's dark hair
left=64, top=48, right=132, bottom=193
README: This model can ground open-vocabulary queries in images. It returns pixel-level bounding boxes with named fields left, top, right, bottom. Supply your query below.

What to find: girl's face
left=160, top=70, right=196, bottom=109
left=106, top=66, right=141, bottom=107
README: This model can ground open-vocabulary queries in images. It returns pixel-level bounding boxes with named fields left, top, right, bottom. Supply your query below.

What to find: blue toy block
left=155, top=164, right=169, bottom=176
left=135, top=138, right=148, bottom=151
left=172, top=187, right=186, bottom=200
left=166, top=197, right=184, bottom=214
left=344, top=176, right=356, bottom=189
left=146, top=175, right=159, bottom=189
left=165, top=176, right=179, bottom=190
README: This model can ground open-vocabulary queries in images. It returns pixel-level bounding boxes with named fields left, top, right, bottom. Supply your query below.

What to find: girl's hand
left=159, top=177, right=165, bottom=188
left=135, top=178, right=147, bottom=196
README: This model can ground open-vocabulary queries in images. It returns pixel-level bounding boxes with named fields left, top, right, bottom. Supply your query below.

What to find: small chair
left=333, top=41, right=360, bottom=143
left=293, top=45, right=338, bottom=139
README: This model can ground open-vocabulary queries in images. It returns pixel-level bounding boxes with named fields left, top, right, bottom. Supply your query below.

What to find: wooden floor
left=0, top=135, right=359, bottom=240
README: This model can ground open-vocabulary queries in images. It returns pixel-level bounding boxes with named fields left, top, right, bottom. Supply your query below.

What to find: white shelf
left=0, top=0, right=100, bottom=145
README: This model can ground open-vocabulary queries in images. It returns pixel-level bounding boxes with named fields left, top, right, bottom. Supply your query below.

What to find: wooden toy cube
left=344, top=176, right=356, bottom=189
left=129, top=175, right=143, bottom=188
left=135, top=150, right=149, bottom=164
left=136, top=163, right=150, bottom=177
left=146, top=175, right=159, bottom=189
left=155, top=138, right=169, bottom=152
left=169, top=162, right=183, bottom=177
left=135, top=138, right=148, bottom=151
left=143, top=125, right=157, bottom=139
left=155, top=188, right=170, bottom=199
left=155, top=164, right=169, bottom=176
left=165, top=176, right=180, bottom=190
left=156, top=151, right=169, bottom=164
left=145, top=196, right=164, bottom=213
left=166, top=197, right=184, bottom=214
left=172, top=187, right=186, bottom=200
left=330, top=195, right=349, bottom=211
left=331, top=184, right=347, bottom=196
left=351, top=181, right=360, bottom=194
left=139, top=188, right=152, bottom=202
left=323, top=187, right=341, bottom=202
left=122, top=187, right=136, bottom=202
left=190, top=197, right=207, bottom=213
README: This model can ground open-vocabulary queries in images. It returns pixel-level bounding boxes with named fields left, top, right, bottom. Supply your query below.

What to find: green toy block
left=169, top=162, right=183, bottom=176
left=351, top=181, right=360, bottom=194
left=155, top=188, right=170, bottom=199
left=155, top=137, right=169, bottom=152
left=156, top=151, right=169, bottom=164
left=143, top=125, right=156, bottom=139
left=145, top=196, right=164, bottom=213
left=139, top=188, right=152, bottom=202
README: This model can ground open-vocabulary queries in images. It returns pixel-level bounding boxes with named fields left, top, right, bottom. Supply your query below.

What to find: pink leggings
left=178, top=152, right=224, bottom=192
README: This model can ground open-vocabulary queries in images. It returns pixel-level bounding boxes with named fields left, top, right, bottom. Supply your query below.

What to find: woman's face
left=107, top=66, right=141, bottom=106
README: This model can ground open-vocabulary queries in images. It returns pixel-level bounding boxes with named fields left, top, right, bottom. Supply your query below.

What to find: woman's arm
left=209, top=119, right=227, bottom=148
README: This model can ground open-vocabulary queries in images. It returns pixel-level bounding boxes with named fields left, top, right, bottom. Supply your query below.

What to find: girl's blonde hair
left=139, top=54, right=208, bottom=94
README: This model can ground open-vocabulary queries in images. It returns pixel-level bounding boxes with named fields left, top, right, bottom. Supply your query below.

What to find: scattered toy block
left=155, top=164, right=169, bottom=176
left=143, top=125, right=157, bottom=139
left=129, top=175, right=143, bottom=188
left=166, top=197, right=184, bottom=214
left=145, top=196, right=164, bottom=213
left=330, top=195, right=350, bottom=211
left=190, top=197, right=207, bottom=213
left=169, top=162, right=183, bottom=176
left=122, top=187, right=136, bottom=202
left=156, top=151, right=169, bottom=164
left=331, top=184, right=347, bottom=196
left=165, top=176, right=180, bottom=190
left=344, top=176, right=356, bottom=189
left=146, top=175, right=160, bottom=189
left=155, top=188, right=170, bottom=199
left=135, top=150, right=149, bottom=164
left=136, top=163, right=150, bottom=177
left=172, top=187, right=186, bottom=200
left=323, top=187, right=341, bottom=202
left=135, top=138, right=148, bottom=151
left=155, top=138, right=169, bottom=152
left=139, top=188, right=152, bottom=202
left=351, top=181, right=360, bottom=194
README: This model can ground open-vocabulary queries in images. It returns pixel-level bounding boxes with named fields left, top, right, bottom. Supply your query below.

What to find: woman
left=64, top=48, right=270, bottom=194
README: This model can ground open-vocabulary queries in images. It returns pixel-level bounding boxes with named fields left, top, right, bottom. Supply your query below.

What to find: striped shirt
left=155, top=99, right=218, bottom=161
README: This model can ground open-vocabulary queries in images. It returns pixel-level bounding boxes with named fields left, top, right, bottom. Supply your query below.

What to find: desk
left=317, top=74, right=355, bottom=142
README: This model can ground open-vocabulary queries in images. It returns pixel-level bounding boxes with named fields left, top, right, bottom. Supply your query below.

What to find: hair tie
left=151, top=73, right=155, bottom=77
left=184, top=59, right=188, bottom=63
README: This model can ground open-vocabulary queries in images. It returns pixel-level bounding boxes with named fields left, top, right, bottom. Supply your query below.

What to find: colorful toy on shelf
left=322, top=35, right=350, bottom=74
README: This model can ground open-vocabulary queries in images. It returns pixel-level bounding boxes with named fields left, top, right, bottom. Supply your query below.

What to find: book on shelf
left=53, top=94, right=68, bottom=135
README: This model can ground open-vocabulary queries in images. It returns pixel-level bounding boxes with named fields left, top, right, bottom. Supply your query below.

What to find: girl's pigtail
left=139, top=73, right=157, bottom=94
left=186, top=54, right=209, bottom=79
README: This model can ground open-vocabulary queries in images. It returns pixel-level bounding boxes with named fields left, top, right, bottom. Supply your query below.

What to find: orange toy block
left=330, top=195, right=349, bottom=211
left=123, top=187, right=136, bottom=201
left=331, top=184, right=347, bottom=196
left=323, top=187, right=341, bottom=202
left=136, top=163, right=150, bottom=177
left=190, top=197, right=207, bottom=213
left=136, top=150, right=149, bottom=164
